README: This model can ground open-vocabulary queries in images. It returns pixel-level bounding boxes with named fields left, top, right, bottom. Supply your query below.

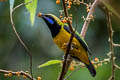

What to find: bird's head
left=38, top=13, right=64, bottom=27
left=38, top=13, right=64, bottom=37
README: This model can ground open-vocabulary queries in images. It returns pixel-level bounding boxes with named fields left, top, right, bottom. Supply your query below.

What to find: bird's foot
left=62, top=55, right=72, bottom=61
left=62, top=42, right=77, bottom=50
left=62, top=42, right=68, bottom=49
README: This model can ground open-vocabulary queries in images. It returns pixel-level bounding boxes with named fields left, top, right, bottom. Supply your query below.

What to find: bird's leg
left=62, top=54, right=72, bottom=61
left=71, top=42, right=78, bottom=49
left=62, top=42, right=78, bottom=50
left=61, top=42, right=68, bottom=49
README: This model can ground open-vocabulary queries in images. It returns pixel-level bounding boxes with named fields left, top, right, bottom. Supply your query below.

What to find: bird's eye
left=44, top=17, right=54, bottom=24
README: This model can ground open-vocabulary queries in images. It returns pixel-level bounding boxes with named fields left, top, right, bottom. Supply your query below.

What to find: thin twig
left=0, top=69, right=35, bottom=80
left=58, top=32, right=75, bottom=80
left=12, top=0, right=32, bottom=12
left=106, top=8, right=120, bottom=80
left=62, top=0, right=74, bottom=32
left=113, top=43, right=120, bottom=47
left=80, top=0, right=99, bottom=38
left=114, top=64, right=120, bottom=70
left=64, top=65, right=81, bottom=80
left=58, top=0, right=75, bottom=80
left=10, top=0, right=33, bottom=79
left=107, top=10, right=115, bottom=80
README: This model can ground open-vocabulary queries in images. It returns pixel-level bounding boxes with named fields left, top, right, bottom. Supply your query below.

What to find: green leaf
left=38, top=60, right=62, bottom=68
left=9, top=0, right=15, bottom=11
left=24, top=0, right=38, bottom=26
left=101, top=0, right=120, bottom=19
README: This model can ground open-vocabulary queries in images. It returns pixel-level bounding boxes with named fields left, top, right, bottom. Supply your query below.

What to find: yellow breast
left=53, top=27, right=90, bottom=64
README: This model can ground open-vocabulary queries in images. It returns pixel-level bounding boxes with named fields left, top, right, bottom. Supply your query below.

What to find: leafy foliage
left=24, top=0, right=38, bottom=26
left=38, top=60, right=62, bottom=68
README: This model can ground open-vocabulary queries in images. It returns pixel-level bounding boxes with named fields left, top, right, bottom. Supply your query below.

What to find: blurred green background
left=0, top=0, right=120, bottom=80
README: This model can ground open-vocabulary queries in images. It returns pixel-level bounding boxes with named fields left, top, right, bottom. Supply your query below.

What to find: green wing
left=63, top=25, right=91, bottom=55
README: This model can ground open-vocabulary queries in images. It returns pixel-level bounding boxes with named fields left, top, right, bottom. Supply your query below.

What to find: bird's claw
left=62, top=42, right=77, bottom=50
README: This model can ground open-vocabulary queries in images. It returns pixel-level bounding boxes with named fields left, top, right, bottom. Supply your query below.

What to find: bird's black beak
left=38, top=13, right=54, bottom=25
left=38, top=12, right=46, bottom=18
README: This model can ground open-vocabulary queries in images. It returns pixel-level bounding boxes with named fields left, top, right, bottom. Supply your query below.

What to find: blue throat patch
left=45, top=17, right=54, bottom=24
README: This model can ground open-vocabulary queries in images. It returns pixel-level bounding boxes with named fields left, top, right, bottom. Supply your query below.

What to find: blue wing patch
left=63, top=25, right=91, bottom=55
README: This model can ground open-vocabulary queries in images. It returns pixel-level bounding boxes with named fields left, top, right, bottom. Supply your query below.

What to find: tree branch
left=107, top=10, right=115, bottom=80
left=0, top=69, right=35, bottom=80
left=106, top=8, right=120, bottom=80
left=61, top=0, right=74, bottom=32
left=114, top=64, right=120, bottom=70
left=10, top=0, right=33, bottom=79
left=58, top=0, right=75, bottom=80
left=113, top=43, right=120, bottom=47
left=80, top=0, right=99, bottom=38
left=58, top=0, right=100, bottom=80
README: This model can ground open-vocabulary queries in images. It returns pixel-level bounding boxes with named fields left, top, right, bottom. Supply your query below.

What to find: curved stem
left=80, top=0, right=99, bottom=38
left=10, top=0, right=33, bottom=79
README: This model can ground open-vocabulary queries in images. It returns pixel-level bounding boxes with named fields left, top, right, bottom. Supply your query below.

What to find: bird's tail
left=86, top=61, right=96, bottom=77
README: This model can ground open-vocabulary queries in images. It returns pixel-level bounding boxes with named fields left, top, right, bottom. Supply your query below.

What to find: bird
left=38, top=13, right=96, bottom=77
